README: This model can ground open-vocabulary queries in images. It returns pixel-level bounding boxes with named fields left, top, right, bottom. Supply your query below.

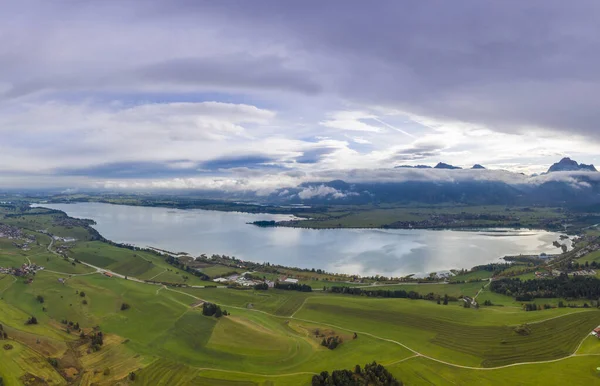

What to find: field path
left=0, top=275, right=17, bottom=294
left=147, top=268, right=168, bottom=281
left=43, top=269, right=98, bottom=277
left=161, top=287, right=600, bottom=372
left=473, top=278, right=492, bottom=300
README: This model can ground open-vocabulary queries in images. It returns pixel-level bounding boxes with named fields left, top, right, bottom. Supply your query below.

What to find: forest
left=490, top=274, right=600, bottom=301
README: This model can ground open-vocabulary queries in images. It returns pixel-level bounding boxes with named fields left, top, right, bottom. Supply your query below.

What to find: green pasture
left=70, top=241, right=214, bottom=286
left=391, top=355, right=600, bottom=385
left=353, top=281, right=485, bottom=298
left=180, top=287, right=318, bottom=317
left=294, top=296, right=600, bottom=367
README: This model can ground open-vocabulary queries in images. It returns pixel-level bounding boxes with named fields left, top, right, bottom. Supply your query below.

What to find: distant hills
left=395, top=162, right=482, bottom=170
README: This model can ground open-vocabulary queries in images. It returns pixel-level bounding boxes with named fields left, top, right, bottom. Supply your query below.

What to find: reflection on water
left=37, top=203, right=566, bottom=277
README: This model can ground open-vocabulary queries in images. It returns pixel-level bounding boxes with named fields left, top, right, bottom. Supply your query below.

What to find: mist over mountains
left=260, top=158, right=600, bottom=207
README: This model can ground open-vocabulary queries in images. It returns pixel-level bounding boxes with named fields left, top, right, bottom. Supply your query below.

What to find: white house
left=284, top=278, right=299, bottom=284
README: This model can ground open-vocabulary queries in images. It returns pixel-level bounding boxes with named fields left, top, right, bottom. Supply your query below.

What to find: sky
left=2, top=0, right=600, bottom=193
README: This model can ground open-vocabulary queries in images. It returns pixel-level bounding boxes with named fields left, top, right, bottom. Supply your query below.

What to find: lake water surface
left=38, top=202, right=566, bottom=277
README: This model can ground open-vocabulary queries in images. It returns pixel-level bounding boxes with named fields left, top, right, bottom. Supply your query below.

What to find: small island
left=249, top=220, right=278, bottom=227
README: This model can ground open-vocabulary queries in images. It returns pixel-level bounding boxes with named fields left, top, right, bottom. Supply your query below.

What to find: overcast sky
left=2, top=0, right=600, bottom=192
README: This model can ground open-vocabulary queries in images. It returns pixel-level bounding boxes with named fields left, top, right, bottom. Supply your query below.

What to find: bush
left=202, top=302, right=224, bottom=317
left=79, top=291, right=86, bottom=297
left=254, top=282, right=269, bottom=290
left=120, top=303, right=130, bottom=311
left=36, top=295, right=44, bottom=303
left=25, top=316, right=38, bottom=325
left=321, top=336, right=343, bottom=350
left=48, top=358, right=58, bottom=367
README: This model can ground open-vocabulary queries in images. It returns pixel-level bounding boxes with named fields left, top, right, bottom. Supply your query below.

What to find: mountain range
left=261, top=158, right=600, bottom=207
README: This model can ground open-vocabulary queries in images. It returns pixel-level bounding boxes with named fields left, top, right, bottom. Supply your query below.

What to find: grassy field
left=0, top=340, right=67, bottom=386
left=70, top=241, right=215, bottom=286
left=351, top=281, right=486, bottom=299
left=389, top=355, right=600, bottom=385
left=180, top=287, right=319, bottom=317
left=279, top=205, right=568, bottom=229
left=2, top=261, right=600, bottom=385
left=294, top=296, right=600, bottom=368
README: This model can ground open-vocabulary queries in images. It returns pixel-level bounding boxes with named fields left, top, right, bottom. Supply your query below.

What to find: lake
left=37, top=202, right=566, bottom=277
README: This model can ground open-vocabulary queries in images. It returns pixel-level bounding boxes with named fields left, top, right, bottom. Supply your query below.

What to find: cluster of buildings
left=0, top=225, right=35, bottom=251
left=0, top=263, right=44, bottom=277
left=534, top=268, right=596, bottom=278
left=534, top=269, right=563, bottom=278
left=213, top=272, right=276, bottom=287
left=590, top=327, right=600, bottom=338
left=213, top=272, right=300, bottom=288
left=570, top=269, right=597, bottom=277
left=0, top=224, right=28, bottom=240
left=573, top=239, right=600, bottom=259
left=52, top=235, right=77, bottom=243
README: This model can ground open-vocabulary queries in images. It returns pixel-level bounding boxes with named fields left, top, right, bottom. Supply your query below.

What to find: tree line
left=274, top=282, right=312, bottom=292
left=328, top=286, right=457, bottom=303
left=165, top=255, right=211, bottom=281
left=312, top=361, right=402, bottom=386
left=491, top=274, right=600, bottom=300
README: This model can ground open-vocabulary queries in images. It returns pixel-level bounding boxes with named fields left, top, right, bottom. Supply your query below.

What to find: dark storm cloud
left=138, top=0, right=600, bottom=139
left=2, top=0, right=600, bottom=141
left=135, top=56, right=321, bottom=95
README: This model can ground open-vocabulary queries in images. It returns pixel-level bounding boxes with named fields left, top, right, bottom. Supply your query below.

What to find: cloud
left=320, top=111, right=384, bottom=133
left=200, top=155, right=278, bottom=171
left=294, top=147, right=338, bottom=164
left=133, top=56, right=321, bottom=95
left=298, top=185, right=347, bottom=199
left=0, top=100, right=277, bottom=172
left=2, top=1, right=600, bottom=190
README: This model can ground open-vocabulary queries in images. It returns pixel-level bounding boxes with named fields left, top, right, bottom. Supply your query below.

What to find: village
left=0, top=262, right=44, bottom=277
